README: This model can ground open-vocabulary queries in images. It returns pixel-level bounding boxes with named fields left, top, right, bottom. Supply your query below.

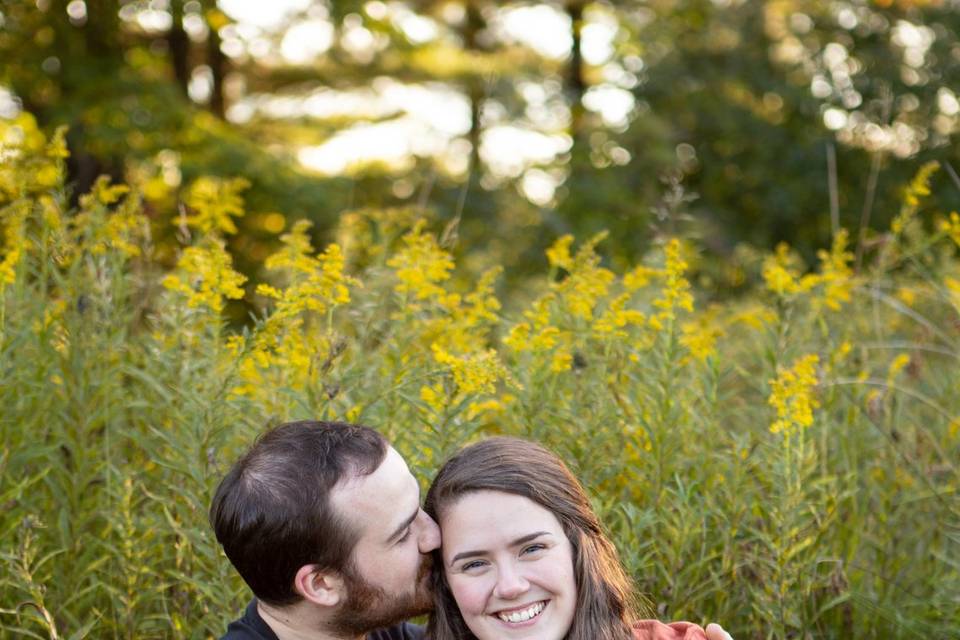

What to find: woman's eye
left=461, top=560, right=486, bottom=571
left=521, top=543, right=546, bottom=556
left=397, top=529, right=412, bottom=544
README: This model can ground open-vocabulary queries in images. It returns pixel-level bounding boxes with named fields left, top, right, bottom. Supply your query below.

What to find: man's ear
left=293, top=565, right=346, bottom=607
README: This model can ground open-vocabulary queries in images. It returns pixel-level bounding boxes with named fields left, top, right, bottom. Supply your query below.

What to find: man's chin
left=411, top=571, right=435, bottom=614
left=331, top=585, right=433, bottom=635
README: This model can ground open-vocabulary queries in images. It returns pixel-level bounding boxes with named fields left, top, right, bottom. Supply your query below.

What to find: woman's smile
left=440, top=491, right=577, bottom=640
left=492, top=600, right=548, bottom=624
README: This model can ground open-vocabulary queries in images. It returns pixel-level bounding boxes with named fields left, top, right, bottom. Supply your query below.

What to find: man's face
left=328, top=447, right=441, bottom=634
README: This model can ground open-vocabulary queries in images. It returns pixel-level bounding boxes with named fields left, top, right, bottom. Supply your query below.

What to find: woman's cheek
left=448, top=574, right=488, bottom=616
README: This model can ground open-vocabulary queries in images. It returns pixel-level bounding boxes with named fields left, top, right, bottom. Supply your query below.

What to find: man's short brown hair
left=210, top=420, right=387, bottom=606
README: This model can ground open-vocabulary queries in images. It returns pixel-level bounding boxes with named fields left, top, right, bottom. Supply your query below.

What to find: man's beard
left=327, top=555, right=434, bottom=637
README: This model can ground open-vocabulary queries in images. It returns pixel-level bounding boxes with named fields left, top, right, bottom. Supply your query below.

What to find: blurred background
left=2, top=0, right=959, bottom=285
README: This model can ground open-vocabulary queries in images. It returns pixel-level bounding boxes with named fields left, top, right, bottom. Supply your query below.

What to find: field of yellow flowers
left=1, top=113, right=958, bottom=639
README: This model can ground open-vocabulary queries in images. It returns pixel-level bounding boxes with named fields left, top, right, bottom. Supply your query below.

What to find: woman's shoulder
left=632, top=619, right=708, bottom=640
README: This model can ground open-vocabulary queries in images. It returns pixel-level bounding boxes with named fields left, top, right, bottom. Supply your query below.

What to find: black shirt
left=220, top=600, right=425, bottom=640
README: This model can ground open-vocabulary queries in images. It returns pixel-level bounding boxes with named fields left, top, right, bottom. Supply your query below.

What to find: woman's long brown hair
left=424, top=437, right=642, bottom=640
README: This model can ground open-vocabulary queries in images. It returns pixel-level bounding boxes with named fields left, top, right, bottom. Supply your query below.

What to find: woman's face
left=440, top=490, right=577, bottom=640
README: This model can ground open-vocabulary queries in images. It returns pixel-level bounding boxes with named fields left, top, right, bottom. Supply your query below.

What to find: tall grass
left=1, top=114, right=957, bottom=639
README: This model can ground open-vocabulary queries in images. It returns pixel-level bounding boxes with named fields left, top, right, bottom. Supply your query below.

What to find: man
left=210, top=420, right=733, bottom=640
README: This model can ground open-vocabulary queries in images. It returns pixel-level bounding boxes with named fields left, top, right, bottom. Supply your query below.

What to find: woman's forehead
left=441, top=491, right=564, bottom=540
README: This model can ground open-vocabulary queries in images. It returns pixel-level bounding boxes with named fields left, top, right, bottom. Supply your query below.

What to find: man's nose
left=493, top=563, right=529, bottom=600
left=417, top=509, right=441, bottom=553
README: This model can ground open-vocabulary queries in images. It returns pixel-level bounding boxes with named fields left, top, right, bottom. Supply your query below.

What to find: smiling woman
left=439, top=491, right=578, bottom=640
left=424, top=438, right=724, bottom=640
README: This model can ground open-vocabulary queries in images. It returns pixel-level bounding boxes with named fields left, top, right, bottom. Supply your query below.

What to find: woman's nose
left=417, top=510, right=441, bottom=553
left=494, top=563, right=530, bottom=600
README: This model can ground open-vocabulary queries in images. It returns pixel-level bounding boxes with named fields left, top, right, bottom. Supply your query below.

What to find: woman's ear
left=293, top=564, right=346, bottom=607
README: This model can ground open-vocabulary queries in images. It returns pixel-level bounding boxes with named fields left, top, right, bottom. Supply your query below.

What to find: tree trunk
left=169, top=0, right=190, bottom=96
left=463, top=2, right=487, bottom=181
left=207, top=27, right=226, bottom=117
left=566, top=0, right=587, bottom=141
left=83, top=0, right=120, bottom=57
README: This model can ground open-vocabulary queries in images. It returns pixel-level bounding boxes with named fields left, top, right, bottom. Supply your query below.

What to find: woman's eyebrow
left=449, top=531, right=552, bottom=564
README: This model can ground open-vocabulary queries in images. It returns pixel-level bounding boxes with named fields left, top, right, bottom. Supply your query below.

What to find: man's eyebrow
left=386, top=508, right=419, bottom=544
left=449, top=531, right=552, bottom=565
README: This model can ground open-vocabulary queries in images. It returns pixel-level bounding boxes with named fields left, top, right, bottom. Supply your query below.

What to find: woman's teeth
left=496, top=601, right=545, bottom=623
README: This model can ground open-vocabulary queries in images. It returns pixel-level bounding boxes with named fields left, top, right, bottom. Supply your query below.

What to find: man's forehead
left=330, top=447, right=417, bottom=518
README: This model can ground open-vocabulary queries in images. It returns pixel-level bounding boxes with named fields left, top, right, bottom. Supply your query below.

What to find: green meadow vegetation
left=1, top=113, right=958, bottom=639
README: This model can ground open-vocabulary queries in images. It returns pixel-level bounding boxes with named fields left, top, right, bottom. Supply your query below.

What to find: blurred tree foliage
left=1, top=0, right=958, bottom=285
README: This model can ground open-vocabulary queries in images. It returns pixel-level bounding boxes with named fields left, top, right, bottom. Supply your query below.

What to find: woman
left=424, top=437, right=729, bottom=640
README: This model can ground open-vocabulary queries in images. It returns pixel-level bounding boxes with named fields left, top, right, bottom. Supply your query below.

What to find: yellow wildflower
left=265, top=219, right=316, bottom=275
left=388, top=220, right=454, bottom=301
left=346, top=405, right=362, bottom=422
left=945, top=276, right=960, bottom=314
left=886, top=353, right=911, bottom=386
left=461, top=267, right=502, bottom=326
left=420, top=384, right=447, bottom=413
left=504, top=295, right=559, bottom=353
left=768, top=354, right=820, bottom=435
left=182, top=176, right=249, bottom=236
left=892, top=161, right=938, bottom=234
left=80, top=177, right=129, bottom=208
left=552, top=233, right=615, bottom=320
left=225, top=334, right=246, bottom=358
left=466, top=398, right=503, bottom=421
left=431, top=344, right=506, bottom=395
left=550, top=350, right=573, bottom=373
left=680, top=310, right=722, bottom=362
left=624, top=264, right=661, bottom=291
left=594, top=293, right=646, bottom=337
left=72, top=178, right=147, bottom=258
left=813, top=229, right=855, bottom=311
left=902, top=161, right=939, bottom=209
left=762, top=243, right=808, bottom=296
left=0, top=201, right=29, bottom=294
left=939, top=211, right=960, bottom=247
left=546, top=234, right=574, bottom=270
left=895, top=287, right=916, bottom=306
left=258, top=242, right=357, bottom=320
left=162, top=240, right=247, bottom=313
left=650, top=238, right=694, bottom=327
left=829, top=341, right=852, bottom=369
left=730, top=304, right=777, bottom=329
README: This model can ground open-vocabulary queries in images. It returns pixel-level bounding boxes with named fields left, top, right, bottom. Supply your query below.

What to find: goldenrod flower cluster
left=552, top=233, right=617, bottom=321
left=0, top=202, right=27, bottom=294
left=431, top=344, right=506, bottom=396
left=70, top=177, right=147, bottom=259
left=649, top=238, right=694, bottom=330
left=257, top=221, right=357, bottom=321
left=762, top=243, right=812, bottom=297
left=679, top=306, right=722, bottom=362
left=891, top=160, right=938, bottom=235
left=939, top=211, right=960, bottom=248
left=230, top=221, right=359, bottom=405
left=183, top=176, right=249, bottom=235
left=1, top=115, right=70, bottom=294
left=162, top=241, right=247, bottom=313
left=0, top=113, right=68, bottom=203
left=382, top=221, right=507, bottom=411
left=762, top=231, right=855, bottom=312
left=768, top=354, right=820, bottom=435
left=508, top=236, right=706, bottom=370
left=387, top=219, right=455, bottom=303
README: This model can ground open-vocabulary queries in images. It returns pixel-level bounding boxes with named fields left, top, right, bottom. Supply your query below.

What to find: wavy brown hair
left=423, top=437, right=644, bottom=640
